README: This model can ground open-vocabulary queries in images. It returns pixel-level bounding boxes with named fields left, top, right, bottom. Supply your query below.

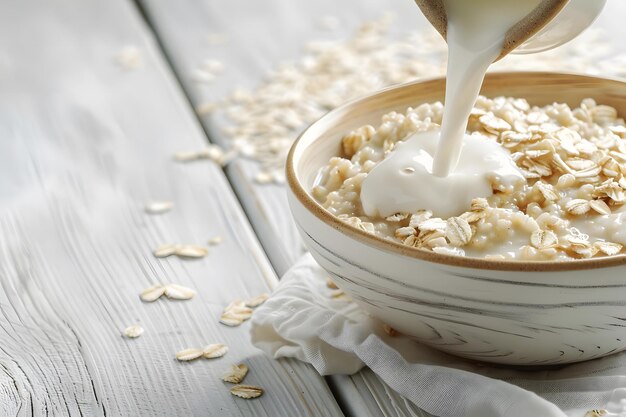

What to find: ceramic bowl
left=286, top=72, right=626, bottom=365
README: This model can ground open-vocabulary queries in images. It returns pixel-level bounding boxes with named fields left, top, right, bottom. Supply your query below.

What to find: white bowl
left=286, top=72, right=626, bottom=365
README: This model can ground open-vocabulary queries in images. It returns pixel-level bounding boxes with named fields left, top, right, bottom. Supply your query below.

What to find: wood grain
left=135, top=0, right=439, bottom=415
left=135, top=0, right=626, bottom=415
left=0, top=0, right=342, bottom=415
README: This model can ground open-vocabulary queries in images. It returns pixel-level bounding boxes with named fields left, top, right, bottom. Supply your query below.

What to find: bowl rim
left=286, top=71, right=626, bottom=272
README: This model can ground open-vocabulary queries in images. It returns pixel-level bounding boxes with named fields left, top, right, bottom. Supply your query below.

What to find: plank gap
left=129, top=0, right=294, bottom=276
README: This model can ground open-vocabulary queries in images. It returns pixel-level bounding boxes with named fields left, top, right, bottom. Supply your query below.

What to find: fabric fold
left=251, top=254, right=625, bottom=417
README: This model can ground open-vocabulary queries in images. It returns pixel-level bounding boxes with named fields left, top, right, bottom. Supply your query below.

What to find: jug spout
left=414, top=0, right=581, bottom=61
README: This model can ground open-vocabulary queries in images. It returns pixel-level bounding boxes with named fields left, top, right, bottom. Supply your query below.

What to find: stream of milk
left=361, top=0, right=542, bottom=218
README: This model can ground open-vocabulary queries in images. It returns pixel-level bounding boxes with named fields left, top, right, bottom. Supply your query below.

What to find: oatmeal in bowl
left=287, top=73, right=626, bottom=365
left=313, top=94, right=626, bottom=261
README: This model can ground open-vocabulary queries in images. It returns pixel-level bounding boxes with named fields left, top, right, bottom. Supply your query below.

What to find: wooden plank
left=134, top=1, right=440, bottom=416
left=136, top=0, right=429, bottom=275
left=137, top=0, right=626, bottom=416
left=0, top=0, right=343, bottom=416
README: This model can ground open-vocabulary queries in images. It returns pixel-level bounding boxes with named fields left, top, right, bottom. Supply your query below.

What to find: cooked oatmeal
left=312, top=97, right=626, bottom=260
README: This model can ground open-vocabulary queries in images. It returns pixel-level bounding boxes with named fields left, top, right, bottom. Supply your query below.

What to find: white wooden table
left=1, top=0, right=624, bottom=416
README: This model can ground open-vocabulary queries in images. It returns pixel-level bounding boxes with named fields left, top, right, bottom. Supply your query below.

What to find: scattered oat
left=230, top=384, right=264, bottom=399
left=123, top=325, right=144, bottom=338
left=176, top=348, right=205, bottom=361
left=218, top=15, right=447, bottom=182
left=245, top=293, right=269, bottom=308
left=191, top=68, right=216, bottom=83
left=140, top=285, right=166, bottom=302
left=140, top=284, right=195, bottom=302
left=176, top=344, right=228, bottom=361
left=196, top=102, right=218, bottom=116
left=115, top=45, right=141, bottom=69
left=175, top=245, right=209, bottom=258
left=226, top=299, right=253, bottom=313
left=219, top=315, right=243, bottom=327
left=153, top=244, right=179, bottom=258
left=221, top=364, right=249, bottom=384
left=207, top=235, right=224, bottom=245
left=326, top=278, right=338, bottom=289
left=255, top=171, right=273, bottom=184
left=202, top=59, right=224, bottom=74
left=153, top=244, right=209, bottom=259
left=145, top=201, right=173, bottom=215
left=203, top=343, right=229, bottom=359
left=191, top=60, right=224, bottom=84
left=164, top=284, right=196, bottom=300
left=174, top=145, right=234, bottom=166
left=220, top=300, right=254, bottom=327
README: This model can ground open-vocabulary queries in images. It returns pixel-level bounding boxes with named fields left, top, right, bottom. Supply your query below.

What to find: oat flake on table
left=144, top=201, right=173, bottom=214
left=139, top=284, right=195, bottom=302
left=175, top=344, right=228, bottom=361
left=123, top=325, right=144, bottom=338
left=163, top=284, right=196, bottom=300
left=175, top=348, right=205, bottom=361
left=202, top=343, right=229, bottom=359
left=221, top=364, right=249, bottom=384
left=139, top=285, right=167, bottom=302
left=230, top=384, right=264, bottom=399
left=152, top=244, right=209, bottom=259
left=219, top=299, right=254, bottom=327
left=115, top=45, right=141, bottom=70
left=244, top=293, right=269, bottom=308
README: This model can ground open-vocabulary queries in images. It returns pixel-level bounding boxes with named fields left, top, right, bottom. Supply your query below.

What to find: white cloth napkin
left=251, top=254, right=626, bottom=417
